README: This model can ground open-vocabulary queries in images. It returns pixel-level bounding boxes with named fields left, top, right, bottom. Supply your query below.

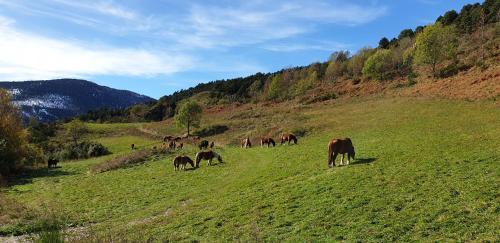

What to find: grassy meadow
left=1, top=97, right=499, bottom=242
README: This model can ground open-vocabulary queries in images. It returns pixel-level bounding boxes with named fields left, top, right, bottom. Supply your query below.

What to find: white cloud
left=0, top=22, right=194, bottom=81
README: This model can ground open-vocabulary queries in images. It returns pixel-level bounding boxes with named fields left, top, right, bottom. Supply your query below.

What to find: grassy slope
left=2, top=97, right=499, bottom=241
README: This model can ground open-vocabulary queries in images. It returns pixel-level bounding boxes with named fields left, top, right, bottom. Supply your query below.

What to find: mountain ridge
left=0, top=79, right=155, bottom=122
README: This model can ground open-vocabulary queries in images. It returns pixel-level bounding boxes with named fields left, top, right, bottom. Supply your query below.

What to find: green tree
left=66, top=119, right=88, bottom=145
left=175, top=101, right=203, bottom=136
left=267, top=74, right=284, bottom=100
left=414, top=23, right=457, bottom=77
left=378, top=37, right=390, bottom=49
left=398, top=29, right=415, bottom=39
left=348, top=47, right=376, bottom=78
left=362, top=49, right=393, bottom=81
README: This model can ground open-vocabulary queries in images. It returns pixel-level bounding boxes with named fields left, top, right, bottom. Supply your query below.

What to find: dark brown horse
left=48, top=158, right=59, bottom=168
left=199, top=140, right=209, bottom=150
left=131, top=144, right=135, bottom=150
left=260, top=137, right=276, bottom=147
left=280, top=133, right=298, bottom=145
left=327, top=138, right=355, bottom=168
left=195, top=150, right=223, bottom=167
left=173, top=156, right=195, bottom=170
left=241, top=137, right=252, bottom=148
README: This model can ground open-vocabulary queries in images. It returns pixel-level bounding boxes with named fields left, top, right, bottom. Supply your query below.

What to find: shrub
left=193, top=125, right=229, bottom=137
left=291, top=127, right=310, bottom=137
left=362, top=49, right=393, bottom=81
left=57, top=141, right=110, bottom=161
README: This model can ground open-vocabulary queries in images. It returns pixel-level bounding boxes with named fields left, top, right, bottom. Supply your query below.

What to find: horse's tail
left=328, top=141, right=334, bottom=166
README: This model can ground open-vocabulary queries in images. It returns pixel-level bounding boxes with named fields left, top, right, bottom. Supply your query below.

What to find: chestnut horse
left=195, top=150, right=223, bottom=167
left=260, top=137, right=275, bottom=147
left=241, top=137, right=252, bottom=148
left=280, top=133, right=298, bottom=145
left=173, top=156, right=195, bottom=170
left=327, top=138, right=355, bottom=168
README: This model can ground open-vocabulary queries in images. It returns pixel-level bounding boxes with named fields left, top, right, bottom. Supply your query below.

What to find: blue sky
left=0, top=0, right=478, bottom=98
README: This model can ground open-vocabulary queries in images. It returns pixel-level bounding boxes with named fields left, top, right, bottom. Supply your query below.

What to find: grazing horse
left=47, top=158, right=59, bottom=168
left=280, top=133, right=298, bottom=145
left=209, top=141, right=215, bottom=149
left=327, top=138, right=355, bottom=168
left=178, top=143, right=184, bottom=149
left=173, top=156, right=195, bottom=171
left=241, top=137, right=252, bottom=148
left=195, top=150, right=223, bottom=167
left=199, top=140, right=209, bottom=150
left=131, top=144, right=135, bottom=150
left=260, top=137, right=275, bottom=147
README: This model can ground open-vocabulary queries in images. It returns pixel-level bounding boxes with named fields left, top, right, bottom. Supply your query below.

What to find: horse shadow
left=350, top=157, right=376, bottom=165
left=6, top=167, right=77, bottom=187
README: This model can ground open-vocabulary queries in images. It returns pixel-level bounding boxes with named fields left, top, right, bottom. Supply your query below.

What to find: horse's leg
left=341, top=154, right=344, bottom=165
left=208, top=159, right=211, bottom=166
left=332, top=152, right=338, bottom=167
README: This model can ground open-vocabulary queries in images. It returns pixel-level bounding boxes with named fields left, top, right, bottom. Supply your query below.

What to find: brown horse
left=209, top=141, right=215, bottom=149
left=260, top=137, right=276, bottom=147
left=195, top=150, right=223, bottom=167
left=327, top=138, right=355, bottom=168
left=241, top=137, right=252, bottom=148
left=280, top=133, right=298, bottom=145
left=173, top=156, right=195, bottom=170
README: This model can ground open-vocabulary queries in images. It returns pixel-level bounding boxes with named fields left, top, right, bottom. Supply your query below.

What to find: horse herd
left=47, top=131, right=355, bottom=170
left=164, top=133, right=355, bottom=171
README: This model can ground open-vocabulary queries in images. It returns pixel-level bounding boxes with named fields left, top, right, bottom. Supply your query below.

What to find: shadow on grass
left=7, top=167, right=77, bottom=187
left=350, top=157, right=377, bottom=166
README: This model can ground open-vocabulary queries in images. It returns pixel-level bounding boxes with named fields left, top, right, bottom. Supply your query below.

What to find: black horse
left=48, top=158, right=59, bottom=168
left=198, top=140, right=209, bottom=150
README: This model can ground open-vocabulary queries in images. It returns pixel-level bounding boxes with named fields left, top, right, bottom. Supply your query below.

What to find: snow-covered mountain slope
left=0, top=79, right=155, bottom=122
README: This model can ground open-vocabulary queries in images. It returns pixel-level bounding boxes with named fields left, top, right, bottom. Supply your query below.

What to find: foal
left=195, top=150, right=223, bottom=167
left=173, top=156, right=195, bottom=170
left=327, top=138, right=355, bottom=168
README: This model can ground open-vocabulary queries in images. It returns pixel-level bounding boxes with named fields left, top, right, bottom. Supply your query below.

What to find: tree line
left=75, top=1, right=498, bottom=123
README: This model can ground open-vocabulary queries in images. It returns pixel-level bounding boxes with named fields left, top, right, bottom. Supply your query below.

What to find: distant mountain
left=0, top=79, right=155, bottom=122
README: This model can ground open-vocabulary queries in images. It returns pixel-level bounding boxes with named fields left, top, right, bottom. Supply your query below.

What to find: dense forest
left=77, top=1, right=499, bottom=123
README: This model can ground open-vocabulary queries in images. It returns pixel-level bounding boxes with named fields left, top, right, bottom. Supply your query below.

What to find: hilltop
left=0, top=79, right=154, bottom=122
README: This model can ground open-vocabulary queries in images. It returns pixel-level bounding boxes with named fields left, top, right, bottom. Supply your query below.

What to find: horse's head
left=215, top=152, right=223, bottom=163
left=187, top=157, right=195, bottom=167
left=349, top=148, right=356, bottom=160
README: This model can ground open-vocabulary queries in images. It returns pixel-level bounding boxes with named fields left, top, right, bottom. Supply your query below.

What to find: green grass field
left=1, top=97, right=499, bottom=242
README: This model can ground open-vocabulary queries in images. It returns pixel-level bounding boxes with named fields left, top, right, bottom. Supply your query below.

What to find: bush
left=57, top=141, right=110, bottom=161
left=193, top=125, right=229, bottom=137
left=291, top=127, right=310, bottom=137
left=362, top=49, right=394, bottom=81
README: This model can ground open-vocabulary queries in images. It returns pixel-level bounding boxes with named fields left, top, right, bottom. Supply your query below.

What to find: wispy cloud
left=0, top=19, right=194, bottom=81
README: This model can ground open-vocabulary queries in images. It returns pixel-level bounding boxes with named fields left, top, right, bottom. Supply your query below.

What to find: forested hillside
left=78, top=0, right=499, bottom=123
